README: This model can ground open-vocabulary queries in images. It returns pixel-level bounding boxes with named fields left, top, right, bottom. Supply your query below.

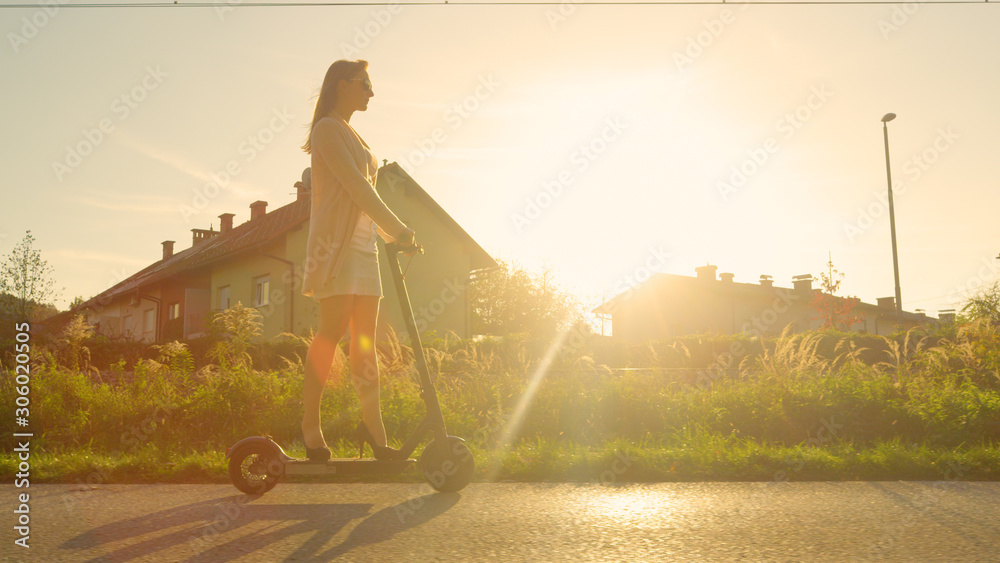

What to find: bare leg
left=350, top=295, right=387, bottom=447
left=302, top=294, right=354, bottom=449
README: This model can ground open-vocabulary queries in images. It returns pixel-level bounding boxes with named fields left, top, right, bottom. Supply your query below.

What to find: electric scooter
left=225, top=242, right=475, bottom=495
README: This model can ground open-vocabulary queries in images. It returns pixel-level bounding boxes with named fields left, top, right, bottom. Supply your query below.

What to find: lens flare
left=485, top=326, right=573, bottom=482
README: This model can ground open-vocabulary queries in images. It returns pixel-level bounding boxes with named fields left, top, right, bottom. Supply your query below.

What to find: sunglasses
left=347, top=77, right=373, bottom=92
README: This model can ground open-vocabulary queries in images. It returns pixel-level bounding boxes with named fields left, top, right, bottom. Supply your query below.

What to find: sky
left=2, top=0, right=998, bottom=320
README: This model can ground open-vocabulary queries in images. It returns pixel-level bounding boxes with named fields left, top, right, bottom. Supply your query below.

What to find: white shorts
left=312, top=247, right=382, bottom=301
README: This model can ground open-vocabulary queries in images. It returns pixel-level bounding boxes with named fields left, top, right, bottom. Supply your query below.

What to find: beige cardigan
left=300, top=116, right=409, bottom=299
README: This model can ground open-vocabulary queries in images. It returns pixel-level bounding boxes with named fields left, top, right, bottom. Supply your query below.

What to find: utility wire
left=0, top=0, right=993, bottom=7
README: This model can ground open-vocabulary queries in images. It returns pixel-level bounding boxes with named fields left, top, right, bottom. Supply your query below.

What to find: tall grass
left=2, top=316, right=998, bottom=481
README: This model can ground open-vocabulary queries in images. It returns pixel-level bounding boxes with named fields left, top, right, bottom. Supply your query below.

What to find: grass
left=2, top=318, right=999, bottom=484
left=5, top=438, right=996, bottom=485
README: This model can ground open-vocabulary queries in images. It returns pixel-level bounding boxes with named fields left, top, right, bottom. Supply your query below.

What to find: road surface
left=3, top=481, right=999, bottom=561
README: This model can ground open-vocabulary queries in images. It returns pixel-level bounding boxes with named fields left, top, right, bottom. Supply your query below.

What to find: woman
left=300, top=60, right=416, bottom=462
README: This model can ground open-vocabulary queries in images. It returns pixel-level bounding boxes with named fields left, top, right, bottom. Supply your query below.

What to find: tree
left=0, top=230, right=63, bottom=321
left=469, top=258, right=583, bottom=337
left=960, top=280, right=1000, bottom=325
left=810, top=255, right=862, bottom=331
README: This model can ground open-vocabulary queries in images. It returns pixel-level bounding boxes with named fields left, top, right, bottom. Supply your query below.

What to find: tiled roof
left=592, top=272, right=931, bottom=322
left=79, top=198, right=309, bottom=311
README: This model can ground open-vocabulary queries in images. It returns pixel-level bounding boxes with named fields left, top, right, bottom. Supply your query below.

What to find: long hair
left=302, top=59, right=368, bottom=154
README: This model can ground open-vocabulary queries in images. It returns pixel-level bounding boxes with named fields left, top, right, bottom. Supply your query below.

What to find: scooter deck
left=282, top=457, right=417, bottom=476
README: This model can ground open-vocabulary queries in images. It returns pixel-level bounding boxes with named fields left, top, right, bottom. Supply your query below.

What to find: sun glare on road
left=577, top=486, right=692, bottom=529
left=592, top=492, right=652, bottom=520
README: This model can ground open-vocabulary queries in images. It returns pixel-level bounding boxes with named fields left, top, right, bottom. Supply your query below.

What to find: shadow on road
left=60, top=491, right=460, bottom=561
left=316, top=492, right=461, bottom=560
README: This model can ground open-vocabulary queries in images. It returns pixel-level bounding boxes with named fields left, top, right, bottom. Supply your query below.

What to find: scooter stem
left=385, top=242, right=448, bottom=441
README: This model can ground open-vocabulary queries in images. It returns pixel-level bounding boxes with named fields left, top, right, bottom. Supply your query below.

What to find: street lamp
left=881, top=112, right=902, bottom=324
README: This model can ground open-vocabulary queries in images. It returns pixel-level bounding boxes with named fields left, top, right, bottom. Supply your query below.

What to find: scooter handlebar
left=386, top=241, right=423, bottom=256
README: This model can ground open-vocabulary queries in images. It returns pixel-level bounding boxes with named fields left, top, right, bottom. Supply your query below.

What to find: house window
left=168, top=302, right=180, bottom=320
left=254, top=275, right=270, bottom=307
left=219, top=286, right=230, bottom=309
left=143, top=308, right=155, bottom=338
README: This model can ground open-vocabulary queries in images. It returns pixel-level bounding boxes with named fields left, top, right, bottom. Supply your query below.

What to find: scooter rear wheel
left=228, top=442, right=284, bottom=494
left=419, top=436, right=475, bottom=493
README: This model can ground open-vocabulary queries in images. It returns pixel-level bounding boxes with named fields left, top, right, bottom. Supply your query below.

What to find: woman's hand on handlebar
left=402, top=239, right=423, bottom=256
left=396, top=227, right=422, bottom=255
left=397, top=227, right=415, bottom=246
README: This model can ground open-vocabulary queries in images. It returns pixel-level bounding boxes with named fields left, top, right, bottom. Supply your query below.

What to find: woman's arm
left=312, top=118, right=409, bottom=238
left=376, top=225, right=415, bottom=245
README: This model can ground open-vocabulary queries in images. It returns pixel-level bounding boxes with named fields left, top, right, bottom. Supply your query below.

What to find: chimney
left=219, top=213, right=235, bottom=234
left=720, top=273, right=734, bottom=283
left=162, top=240, right=175, bottom=260
left=792, top=274, right=813, bottom=292
left=192, top=226, right=218, bottom=246
left=297, top=168, right=312, bottom=202
left=695, top=265, right=718, bottom=281
left=759, top=275, right=773, bottom=288
left=877, top=296, right=896, bottom=310
left=295, top=182, right=310, bottom=202
left=250, top=200, right=267, bottom=221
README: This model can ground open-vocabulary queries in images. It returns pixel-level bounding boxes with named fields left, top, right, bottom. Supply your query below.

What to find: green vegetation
left=2, top=305, right=999, bottom=484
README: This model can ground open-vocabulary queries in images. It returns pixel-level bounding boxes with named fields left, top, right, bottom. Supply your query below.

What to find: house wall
left=210, top=239, right=294, bottom=341
left=284, top=223, right=319, bottom=338
left=607, top=274, right=932, bottom=341
left=84, top=289, right=163, bottom=342
left=609, top=278, right=824, bottom=341
left=86, top=300, right=122, bottom=339
left=375, top=169, right=474, bottom=339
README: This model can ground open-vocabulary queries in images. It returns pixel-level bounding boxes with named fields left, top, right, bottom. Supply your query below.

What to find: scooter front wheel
left=419, top=436, right=475, bottom=493
left=228, top=441, right=284, bottom=494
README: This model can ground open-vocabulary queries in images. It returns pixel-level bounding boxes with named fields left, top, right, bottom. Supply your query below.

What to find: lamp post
left=881, top=112, right=902, bottom=324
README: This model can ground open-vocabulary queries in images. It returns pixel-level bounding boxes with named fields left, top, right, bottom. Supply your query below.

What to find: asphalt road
left=3, top=481, right=999, bottom=562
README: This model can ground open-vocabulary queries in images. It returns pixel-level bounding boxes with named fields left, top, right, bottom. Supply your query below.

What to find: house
left=593, top=264, right=933, bottom=341
left=69, top=162, right=496, bottom=343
